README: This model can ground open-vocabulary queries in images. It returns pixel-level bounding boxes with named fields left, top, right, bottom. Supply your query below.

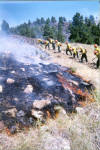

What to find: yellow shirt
left=45, top=41, right=49, bottom=45
left=67, top=44, right=71, bottom=49
left=73, top=48, right=77, bottom=54
left=95, top=47, right=100, bottom=53
left=57, top=42, right=62, bottom=46
left=38, top=39, right=42, bottom=43
left=49, top=39, right=52, bottom=43
left=80, top=48, right=86, bottom=54
left=94, top=47, right=100, bottom=57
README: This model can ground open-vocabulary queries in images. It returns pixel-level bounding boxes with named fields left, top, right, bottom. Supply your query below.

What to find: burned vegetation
left=0, top=39, right=94, bottom=134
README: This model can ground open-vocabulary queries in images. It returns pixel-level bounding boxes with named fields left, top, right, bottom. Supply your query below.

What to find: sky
left=0, top=1, right=100, bottom=28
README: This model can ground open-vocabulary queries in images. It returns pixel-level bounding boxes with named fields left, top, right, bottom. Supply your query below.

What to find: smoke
left=0, top=35, right=50, bottom=65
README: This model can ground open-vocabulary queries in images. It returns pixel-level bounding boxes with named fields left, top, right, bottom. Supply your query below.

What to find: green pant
left=97, top=55, right=100, bottom=68
left=58, top=46, right=61, bottom=52
left=81, top=53, right=88, bottom=62
left=66, top=48, right=72, bottom=55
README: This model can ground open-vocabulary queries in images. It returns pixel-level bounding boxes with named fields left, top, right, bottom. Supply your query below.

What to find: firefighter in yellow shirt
left=37, top=39, right=43, bottom=45
left=37, top=39, right=42, bottom=44
left=66, top=42, right=72, bottom=55
left=48, top=38, right=56, bottom=50
left=80, top=47, right=88, bottom=63
left=48, top=38, right=53, bottom=49
left=72, top=47, right=78, bottom=58
left=44, top=40, right=50, bottom=49
left=37, top=39, right=45, bottom=47
left=55, top=40, right=62, bottom=52
left=94, top=44, right=100, bottom=68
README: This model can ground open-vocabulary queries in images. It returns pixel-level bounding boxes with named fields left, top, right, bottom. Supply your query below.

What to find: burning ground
left=0, top=35, right=95, bottom=134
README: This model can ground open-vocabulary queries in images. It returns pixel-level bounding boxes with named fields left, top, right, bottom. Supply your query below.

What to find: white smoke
left=0, top=35, right=50, bottom=65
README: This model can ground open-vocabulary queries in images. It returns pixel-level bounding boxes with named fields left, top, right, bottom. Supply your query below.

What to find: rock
left=10, top=70, right=16, bottom=74
left=69, top=80, right=79, bottom=86
left=3, top=108, right=17, bottom=117
left=0, top=121, right=5, bottom=132
left=24, top=84, right=33, bottom=94
left=13, top=97, right=19, bottom=102
left=0, top=85, right=3, bottom=93
left=31, top=109, right=44, bottom=119
left=17, top=110, right=25, bottom=117
left=20, top=68, right=25, bottom=71
left=30, top=67, right=34, bottom=71
left=76, top=107, right=84, bottom=114
left=33, top=100, right=51, bottom=109
left=6, top=78, right=15, bottom=84
left=54, top=106, right=66, bottom=115
left=29, top=117, right=34, bottom=124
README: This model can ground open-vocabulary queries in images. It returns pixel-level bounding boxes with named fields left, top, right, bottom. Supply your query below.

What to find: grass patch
left=70, top=67, right=77, bottom=73
left=92, top=89, right=100, bottom=103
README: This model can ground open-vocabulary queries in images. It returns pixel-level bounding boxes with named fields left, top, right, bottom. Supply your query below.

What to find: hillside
left=39, top=42, right=100, bottom=91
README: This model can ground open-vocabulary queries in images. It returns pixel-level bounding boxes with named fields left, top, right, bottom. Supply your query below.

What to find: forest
left=1, top=12, right=100, bottom=45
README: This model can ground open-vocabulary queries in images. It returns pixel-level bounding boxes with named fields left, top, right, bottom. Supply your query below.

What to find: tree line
left=69, top=13, right=100, bottom=45
left=1, top=13, right=100, bottom=45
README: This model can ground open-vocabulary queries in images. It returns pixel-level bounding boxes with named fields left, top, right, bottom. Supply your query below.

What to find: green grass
left=70, top=67, right=77, bottom=73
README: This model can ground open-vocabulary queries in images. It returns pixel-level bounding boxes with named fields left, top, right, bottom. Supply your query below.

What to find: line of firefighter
left=37, top=39, right=100, bottom=68
left=38, top=38, right=62, bottom=52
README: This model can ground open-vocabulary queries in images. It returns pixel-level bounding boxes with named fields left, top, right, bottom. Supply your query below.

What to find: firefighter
left=37, top=39, right=42, bottom=45
left=66, top=42, right=72, bottom=55
left=80, top=47, right=88, bottom=63
left=37, top=39, right=45, bottom=47
left=56, top=40, right=62, bottom=52
left=48, top=38, right=53, bottom=49
left=48, top=38, right=56, bottom=50
left=94, top=44, right=100, bottom=68
left=72, top=47, right=78, bottom=58
left=44, top=40, right=50, bottom=50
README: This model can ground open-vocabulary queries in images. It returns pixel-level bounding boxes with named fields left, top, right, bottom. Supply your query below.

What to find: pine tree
left=51, top=16, right=56, bottom=23
left=1, top=20, right=10, bottom=33
left=57, top=17, right=65, bottom=42
left=46, top=18, right=50, bottom=24
left=36, top=18, right=41, bottom=25
left=41, top=17, right=45, bottom=24
left=43, top=22, right=53, bottom=39
left=57, top=22, right=65, bottom=42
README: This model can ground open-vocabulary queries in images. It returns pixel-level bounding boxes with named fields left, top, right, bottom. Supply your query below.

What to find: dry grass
left=0, top=102, right=100, bottom=150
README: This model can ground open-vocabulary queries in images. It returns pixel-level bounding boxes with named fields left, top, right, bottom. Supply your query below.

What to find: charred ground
left=0, top=40, right=94, bottom=133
